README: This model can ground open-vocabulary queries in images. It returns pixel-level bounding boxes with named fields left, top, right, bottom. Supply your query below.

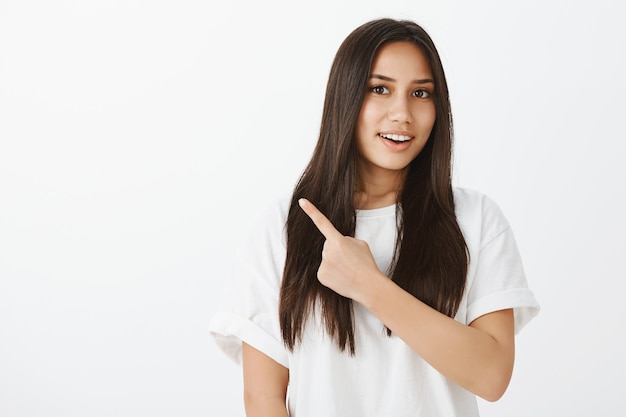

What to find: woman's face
left=355, top=41, right=436, bottom=182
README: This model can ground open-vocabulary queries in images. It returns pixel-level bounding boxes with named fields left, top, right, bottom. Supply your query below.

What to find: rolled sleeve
left=208, top=196, right=291, bottom=368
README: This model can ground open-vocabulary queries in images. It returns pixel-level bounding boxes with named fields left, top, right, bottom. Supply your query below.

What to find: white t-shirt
left=209, top=187, right=540, bottom=417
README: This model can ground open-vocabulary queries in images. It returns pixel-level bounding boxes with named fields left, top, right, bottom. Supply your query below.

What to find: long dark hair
left=279, top=18, right=468, bottom=354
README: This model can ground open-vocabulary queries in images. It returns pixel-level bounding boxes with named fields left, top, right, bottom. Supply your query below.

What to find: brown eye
left=413, top=89, right=430, bottom=98
left=371, top=85, right=389, bottom=94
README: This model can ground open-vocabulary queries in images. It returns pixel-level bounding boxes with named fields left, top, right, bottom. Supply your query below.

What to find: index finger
left=298, top=198, right=343, bottom=240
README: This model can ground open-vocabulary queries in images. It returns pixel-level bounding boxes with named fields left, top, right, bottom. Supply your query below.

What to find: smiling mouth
left=379, top=133, right=413, bottom=143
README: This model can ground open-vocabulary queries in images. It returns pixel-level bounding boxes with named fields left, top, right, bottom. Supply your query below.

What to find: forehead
left=370, top=41, right=433, bottom=78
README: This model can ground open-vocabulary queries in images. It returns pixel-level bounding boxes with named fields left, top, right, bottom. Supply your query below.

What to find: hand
left=298, top=198, right=383, bottom=302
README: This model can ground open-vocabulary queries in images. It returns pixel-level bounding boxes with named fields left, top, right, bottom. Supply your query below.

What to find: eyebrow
left=370, top=74, right=434, bottom=84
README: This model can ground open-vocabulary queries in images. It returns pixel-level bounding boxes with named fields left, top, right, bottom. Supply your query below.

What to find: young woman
left=210, top=18, right=539, bottom=417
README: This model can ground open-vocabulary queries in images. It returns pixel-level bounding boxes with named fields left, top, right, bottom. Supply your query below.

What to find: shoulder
left=453, top=187, right=507, bottom=220
left=250, top=191, right=292, bottom=229
left=238, top=191, right=293, bottom=253
left=453, top=187, right=511, bottom=249
left=455, top=188, right=540, bottom=332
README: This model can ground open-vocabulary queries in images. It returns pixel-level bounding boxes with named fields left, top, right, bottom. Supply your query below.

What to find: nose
left=387, top=95, right=411, bottom=124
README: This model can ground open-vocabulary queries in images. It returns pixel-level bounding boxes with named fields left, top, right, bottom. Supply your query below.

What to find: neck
left=355, top=165, right=407, bottom=210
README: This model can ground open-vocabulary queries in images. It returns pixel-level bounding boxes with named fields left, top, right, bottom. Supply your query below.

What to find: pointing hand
left=298, top=198, right=382, bottom=301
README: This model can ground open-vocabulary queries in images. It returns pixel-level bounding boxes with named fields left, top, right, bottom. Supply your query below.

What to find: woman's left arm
left=363, top=277, right=514, bottom=402
left=298, top=198, right=515, bottom=402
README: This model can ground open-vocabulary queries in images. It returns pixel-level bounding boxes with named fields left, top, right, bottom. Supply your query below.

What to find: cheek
left=358, top=100, right=384, bottom=129
left=418, top=105, right=436, bottom=132
left=355, top=105, right=375, bottom=147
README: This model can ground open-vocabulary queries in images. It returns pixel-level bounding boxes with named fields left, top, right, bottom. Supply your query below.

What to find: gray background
left=1, top=0, right=624, bottom=415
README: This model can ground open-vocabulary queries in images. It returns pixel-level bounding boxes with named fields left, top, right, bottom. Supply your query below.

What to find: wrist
left=357, top=270, right=388, bottom=308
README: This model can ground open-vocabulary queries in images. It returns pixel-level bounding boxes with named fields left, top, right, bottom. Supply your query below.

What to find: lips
left=379, top=133, right=413, bottom=143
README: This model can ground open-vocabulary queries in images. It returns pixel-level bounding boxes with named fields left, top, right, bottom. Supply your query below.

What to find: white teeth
left=381, top=133, right=412, bottom=142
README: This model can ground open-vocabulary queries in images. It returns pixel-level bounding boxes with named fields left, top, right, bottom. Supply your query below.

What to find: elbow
left=474, top=368, right=513, bottom=402
left=478, top=384, right=508, bottom=402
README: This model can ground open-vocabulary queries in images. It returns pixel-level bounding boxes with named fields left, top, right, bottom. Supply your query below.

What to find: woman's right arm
left=242, top=342, right=289, bottom=417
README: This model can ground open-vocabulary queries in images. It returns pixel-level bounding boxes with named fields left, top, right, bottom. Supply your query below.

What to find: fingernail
left=298, top=198, right=305, bottom=208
